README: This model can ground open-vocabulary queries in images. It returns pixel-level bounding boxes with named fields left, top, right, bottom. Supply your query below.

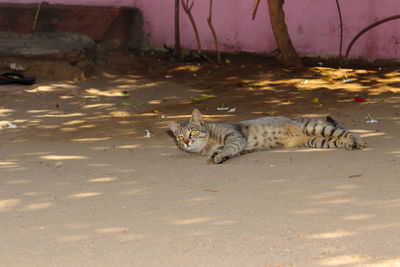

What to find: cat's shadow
left=166, top=130, right=180, bottom=148
left=166, top=130, right=175, bottom=140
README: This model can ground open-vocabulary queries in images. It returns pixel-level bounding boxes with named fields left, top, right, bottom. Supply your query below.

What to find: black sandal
left=0, top=72, right=35, bottom=85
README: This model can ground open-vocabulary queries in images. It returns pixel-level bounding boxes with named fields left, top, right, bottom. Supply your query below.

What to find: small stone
left=55, top=162, right=63, bottom=168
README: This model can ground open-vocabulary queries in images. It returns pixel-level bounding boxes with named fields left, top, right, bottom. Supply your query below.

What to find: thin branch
left=345, top=14, right=400, bottom=58
left=335, top=0, right=343, bottom=58
left=174, top=0, right=182, bottom=60
left=32, top=1, right=43, bottom=31
left=207, top=0, right=221, bottom=64
left=252, top=0, right=261, bottom=20
left=181, top=0, right=202, bottom=54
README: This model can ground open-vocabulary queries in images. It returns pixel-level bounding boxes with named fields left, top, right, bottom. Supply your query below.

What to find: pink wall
left=2, top=0, right=400, bottom=59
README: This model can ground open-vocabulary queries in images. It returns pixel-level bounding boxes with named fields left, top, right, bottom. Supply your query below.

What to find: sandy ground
left=0, top=54, right=400, bottom=267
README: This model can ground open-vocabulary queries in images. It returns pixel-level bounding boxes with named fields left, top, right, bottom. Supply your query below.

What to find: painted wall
left=2, top=0, right=400, bottom=59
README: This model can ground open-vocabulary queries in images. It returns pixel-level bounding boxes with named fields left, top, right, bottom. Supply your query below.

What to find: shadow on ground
left=0, top=52, right=399, bottom=266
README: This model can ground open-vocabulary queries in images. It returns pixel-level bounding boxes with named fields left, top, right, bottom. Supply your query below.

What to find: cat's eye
left=177, top=136, right=184, bottom=141
left=190, top=130, right=198, bottom=136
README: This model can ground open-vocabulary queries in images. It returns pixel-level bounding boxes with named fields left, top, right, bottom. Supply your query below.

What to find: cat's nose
left=184, top=140, right=190, bottom=145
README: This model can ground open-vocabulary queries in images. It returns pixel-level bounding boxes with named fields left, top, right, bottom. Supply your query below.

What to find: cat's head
left=167, top=109, right=208, bottom=153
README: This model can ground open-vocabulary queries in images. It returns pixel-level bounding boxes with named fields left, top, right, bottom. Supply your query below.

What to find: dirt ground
left=1, top=52, right=400, bottom=267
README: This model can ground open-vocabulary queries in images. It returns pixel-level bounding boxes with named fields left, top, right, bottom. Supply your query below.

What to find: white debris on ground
left=300, top=80, right=308, bottom=85
left=366, top=114, right=378, bottom=124
left=9, top=62, right=27, bottom=71
left=7, top=123, right=17, bottom=129
left=217, top=106, right=236, bottom=112
left=144, top=129, right=152, bottom=138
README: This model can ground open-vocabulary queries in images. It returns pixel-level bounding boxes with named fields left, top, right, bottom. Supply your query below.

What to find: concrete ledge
left=0, top=3, right=148, bottom=50
left=0, top=32, right=94, bottom=61
left=0, top=4, right=149, bottom=81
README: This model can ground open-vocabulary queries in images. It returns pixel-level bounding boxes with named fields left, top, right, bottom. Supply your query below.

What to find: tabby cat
left=167, top=109, right=367, bottom=164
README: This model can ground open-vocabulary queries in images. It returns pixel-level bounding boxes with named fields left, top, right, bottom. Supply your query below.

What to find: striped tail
left=326, top=116, right=344, bottom=129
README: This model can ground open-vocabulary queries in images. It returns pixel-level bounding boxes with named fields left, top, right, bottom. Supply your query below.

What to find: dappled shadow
left=0, top=75, right=198, bottom=142
left=0, top=51, right=399, bottom=266
left=1, top=51, right=399, bottom=143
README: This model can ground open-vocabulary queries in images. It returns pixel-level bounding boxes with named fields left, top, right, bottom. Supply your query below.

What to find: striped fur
left=167, top=109, right=367, bottom=164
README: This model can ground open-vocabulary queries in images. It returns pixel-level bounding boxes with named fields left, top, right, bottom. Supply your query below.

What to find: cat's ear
left=190, top=109, right=204, bottom=125
left=167, top=121, right=181, bottom=135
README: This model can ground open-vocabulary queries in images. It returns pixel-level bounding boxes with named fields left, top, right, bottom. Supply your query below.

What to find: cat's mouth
left=182, top=143, right=193, bottom=150
left=181, top=142, right=201, bottom=153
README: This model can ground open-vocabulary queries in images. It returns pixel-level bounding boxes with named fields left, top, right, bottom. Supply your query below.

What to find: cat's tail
left=326, top=116, right=344, bottom=129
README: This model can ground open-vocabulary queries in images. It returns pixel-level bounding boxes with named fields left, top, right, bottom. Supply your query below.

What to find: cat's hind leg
left=305, top=135, right=366, bottom=150
left=326, top=127, right=366, bottom=150
left=350, top=132, right=367, bottom=150
left=302, top=122, right=366, bottom=150
left=305, top=137, right=348, bottom=149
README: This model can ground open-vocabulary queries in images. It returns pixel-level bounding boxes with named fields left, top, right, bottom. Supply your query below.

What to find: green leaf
left=120, top=101, right=142, bottom=107
left=321, top=76, right=334, bottom=82
left=190, top=95, right=216, bottom=102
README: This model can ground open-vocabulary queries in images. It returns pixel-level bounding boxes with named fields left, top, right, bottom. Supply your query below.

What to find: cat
left=167, top=109, right=367, bottom=164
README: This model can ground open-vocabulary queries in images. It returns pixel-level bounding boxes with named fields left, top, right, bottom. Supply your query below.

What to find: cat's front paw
left=208, top=152, right=229, bottom=164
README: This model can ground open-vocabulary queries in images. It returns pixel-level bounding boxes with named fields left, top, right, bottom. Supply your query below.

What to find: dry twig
left=207, top=0, right=221, bottom=64
left=181, top=0, right=202, bottom=55
left=33, top=1, right=43, bottom=30
left=174, top=0, right=182, bottom=60
left=181, top=0, right=213, bottom=63
left=252, top=0, right=261, bottom=20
